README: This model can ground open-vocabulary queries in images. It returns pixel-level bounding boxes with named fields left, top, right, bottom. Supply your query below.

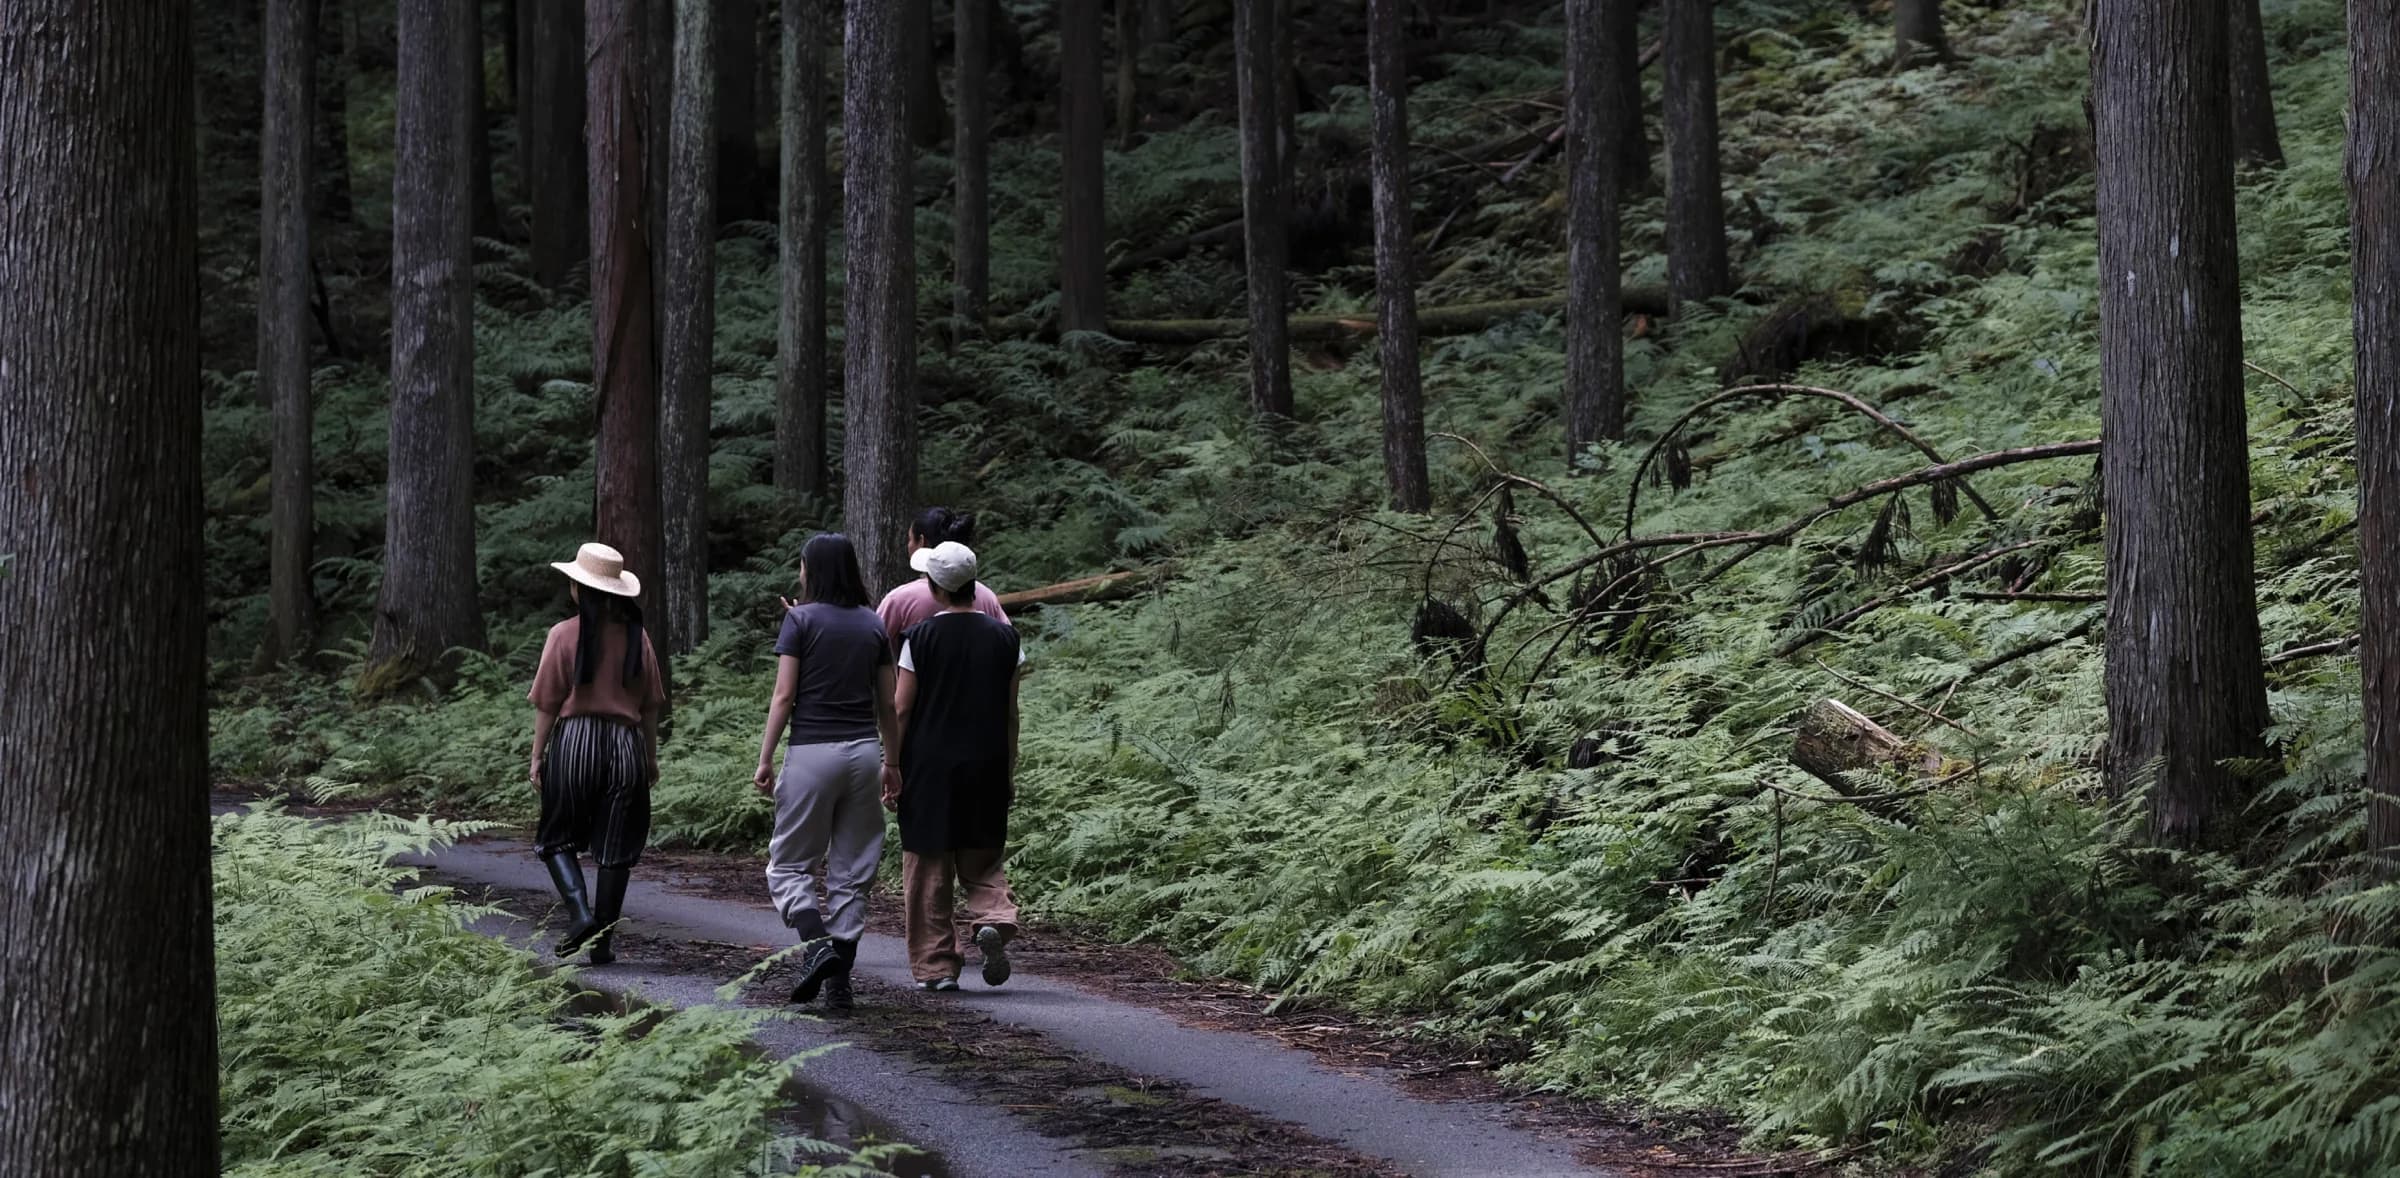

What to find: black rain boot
left=587, top=866, right=630, bottom=965
left=822, top=939, right=858, bottom=1011
left=541, top=852, right=601, bottom=957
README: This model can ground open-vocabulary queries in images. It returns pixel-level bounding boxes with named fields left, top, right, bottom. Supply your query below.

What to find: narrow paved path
left=402, top=835, right=1613, bottom=1178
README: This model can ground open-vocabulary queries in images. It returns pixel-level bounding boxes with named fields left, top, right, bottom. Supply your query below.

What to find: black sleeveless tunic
left=896, top=611, right=1022, bottom=852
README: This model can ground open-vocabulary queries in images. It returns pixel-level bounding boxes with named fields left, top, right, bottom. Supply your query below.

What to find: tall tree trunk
left=1893, top=0, right=1946, bottom=71
left=955, top=0, right=991, bottom=329
left=662, top=0, right=717, bottom=653
left=2227, top=0, right=2282, bottom=167
left=1368, top=0, right=1427, bottom=512
left=505, top=0, right=521, bottom=101
left=2091, top=0, right=2268, bottom=846
left=522, top=0, right=589, bottom=287
left=908, top=0, right=947, bottom=146
left=316, top=0, right=354, bottom=221
left=1563, top=0, right=1628, bottom=451
left=1662, top=0, right=1728, bottom=308
left=1273, top=0, right=1297, bottom=185
left=372, top=0, right=488, bottom=690
left=1232, top=0, right=1291, bottom=416
left=0, top=5, right=219, bottom=1172
left=716, top=0, right=763, bottom=220
left=847, top=0, right=920, bottom=591
left=2354, top=0, right=2400, bottom=872
left=1115, top=0, right=1138, bottom=149
left=589, top=0, right=669, bottom=643
left=1060, top=0, right=1108, bottom=335
left=469, top=14, right=506, bottom=238
left=778, top=0, right=830, bottom=496
left=1612, top=0, right=1644, bottom=192
left=265, top=0, right=320, bottom=662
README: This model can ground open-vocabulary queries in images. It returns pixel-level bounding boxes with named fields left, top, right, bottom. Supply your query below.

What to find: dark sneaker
left=975, top=925, right=1011, bottom=987
left=919, top=976, right=960, bottom=992
left=822, top=973, right=855, bottom=1012
left=789, top=939, right=842, bottom=1005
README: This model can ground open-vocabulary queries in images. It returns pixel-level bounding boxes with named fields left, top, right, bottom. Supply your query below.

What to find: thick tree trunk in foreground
left=955, top=0, right=991, bottom=328
left=265, top=0, right=320, bottom=662
left=2228, top=0, right=2283, bottom=167
left=662, top=0, right=717, bottom=653
left=1233, top=0, right=1292, bottom=415
left=1564, top=0, right=1629, bottom=451
left=1662, top=0, right=1729, bottom=308
left=0, top=6, right=218, bottom=1172
left=2091, top=0, right=2268, bottom=846
left=847, top=0, right=920, bottom=592
left=1893, top=0, right=1946, bottom=70
left=469, top=16, right=506, bottom=239
left=316, top=0, right=354, bottom=220
left=1368, top=0, right=1427, bottom=512
left=778, top=0, right=830, bottom=496
left=716, top=0, right=764, bottom=220
left=521, top=0, right=589, bottom=286
left=372, top=0, right=488, bottom=688
left=589, top=0, right=668, bottom=645
left=2354, top=0, right=2400, bottom=871
left=1060, top=0, right=1108, bottom=335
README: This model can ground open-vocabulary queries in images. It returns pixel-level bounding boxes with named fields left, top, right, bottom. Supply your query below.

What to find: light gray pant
left=766, top=737, right=886, bottom=940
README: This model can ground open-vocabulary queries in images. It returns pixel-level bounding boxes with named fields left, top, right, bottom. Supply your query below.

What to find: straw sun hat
left=552, top=542, right=642, bottom=598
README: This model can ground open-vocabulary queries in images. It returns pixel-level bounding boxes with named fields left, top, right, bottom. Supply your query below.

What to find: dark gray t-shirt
left=774, top=602, right=892, bottom=745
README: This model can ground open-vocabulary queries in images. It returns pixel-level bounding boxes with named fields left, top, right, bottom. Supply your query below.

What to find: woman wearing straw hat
left=528, top=542, right=667, bottom=964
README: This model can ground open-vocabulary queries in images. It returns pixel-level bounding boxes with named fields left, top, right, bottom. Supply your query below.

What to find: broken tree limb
left=995, top=565, right=1169, bottom=610
left=1790, top=698, right=1942, bottom=813
left=1102, top=292, right=1670, bottom=345
left=1775, top=537, right=2052, bottom=657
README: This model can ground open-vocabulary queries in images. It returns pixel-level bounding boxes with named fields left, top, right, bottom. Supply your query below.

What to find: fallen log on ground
left=1101, top=291, right=1670, bottom=345
left=1107, top=217, right=1245, bottom=277
left=996, top=565, right=1170, bottom=610
left=1789, top=698, right=1941, bottom=815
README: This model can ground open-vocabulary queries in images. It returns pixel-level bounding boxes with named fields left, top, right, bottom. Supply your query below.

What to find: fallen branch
left=1814, top=658, right=1980, bottom=737
left=1775, top=538, right=2052, bottom=657
left=996, top=566, right=1169, bottom=610
left=1623, top=383, right=2003, bottom=540
left=1101, top=292, right=1670, bottom=345
left=1957, top=590, right=2103, bottom=603
left=2269, top=633, right=2360, bottom=665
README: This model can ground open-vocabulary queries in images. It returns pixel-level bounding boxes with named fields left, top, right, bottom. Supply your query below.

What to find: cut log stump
left=1790, top=697, right=1940, bottom=803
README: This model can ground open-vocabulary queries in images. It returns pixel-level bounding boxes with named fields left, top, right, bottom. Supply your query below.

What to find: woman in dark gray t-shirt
left=752, top=533, right=900, bottom=1011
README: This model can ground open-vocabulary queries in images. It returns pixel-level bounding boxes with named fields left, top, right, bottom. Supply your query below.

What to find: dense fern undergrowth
left=199, top=0, right=2400, bottom=1171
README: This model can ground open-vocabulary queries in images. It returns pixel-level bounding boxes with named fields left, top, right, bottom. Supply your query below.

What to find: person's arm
left=641, top=706, right=662, bottom=785
left=1007, top=670, right=1023, bottom=777
left=754, top=654, right=801, bottom=794
left=886, top=664, right=917, bottom=810
left=530, top=708, right=558, bottom=788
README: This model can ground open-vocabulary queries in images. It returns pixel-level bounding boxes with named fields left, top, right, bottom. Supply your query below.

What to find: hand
left=880, top=764, right=903, bottom=811
left=529, top=755, right=543, bottom=789
left=754, top=758, right=776, bottom=795
left=643, top=752, right=660, bottom=786
left=778, top=595, right=799, bottom=612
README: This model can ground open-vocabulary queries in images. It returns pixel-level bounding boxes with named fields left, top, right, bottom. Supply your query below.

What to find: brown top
left=529, top=617, right=667, bottom=726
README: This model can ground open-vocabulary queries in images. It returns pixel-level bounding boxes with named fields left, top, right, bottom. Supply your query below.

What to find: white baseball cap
left=910, top=540, right=980, bottom=592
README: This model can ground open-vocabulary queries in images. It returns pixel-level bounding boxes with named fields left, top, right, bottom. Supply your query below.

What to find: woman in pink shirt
left=876, top=506, right=1009, bottom=649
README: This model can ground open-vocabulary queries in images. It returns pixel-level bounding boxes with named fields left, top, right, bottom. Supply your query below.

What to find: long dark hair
left=574, top=589, right=647, bottom=688
left=911, top=506, right=977, bottom=548
left=797, top=533, right=872, bottom=609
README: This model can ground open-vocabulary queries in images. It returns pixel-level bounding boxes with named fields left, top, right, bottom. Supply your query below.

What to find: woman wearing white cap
left=527, top=542, right=667, bottom=964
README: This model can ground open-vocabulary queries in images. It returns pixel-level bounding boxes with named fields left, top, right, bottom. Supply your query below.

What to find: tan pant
left=902, top=848, right=1019, bottom=982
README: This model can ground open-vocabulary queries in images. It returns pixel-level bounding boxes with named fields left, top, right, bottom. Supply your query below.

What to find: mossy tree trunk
left=846, top=0, right=921, bottom=592
left=2091, top=0, right=2269, bottom=846
left=1232, top=0, right=1291, bottom=415
left=1564, top=0, right=1631, bottom=451
left=1060, top=0, right=1108, bottom=335
left=265, top=0, right=321, bottom=662
left=777, top=0, right=830, bottom=496
left=0, top=4, right=220, bottom=1169
left=1368, top=0, right=1427, bottom=512
left=2353, top=0, right=2400, bottom=872
left=372, top=0, right=488, bottom=689
left=662, top=0, right=718, bottom=653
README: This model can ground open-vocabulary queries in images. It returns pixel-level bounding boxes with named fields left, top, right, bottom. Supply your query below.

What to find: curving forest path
left=387, top=831, right=1725, bottom=1177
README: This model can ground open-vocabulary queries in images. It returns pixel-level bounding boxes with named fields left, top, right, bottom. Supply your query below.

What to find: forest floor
left=217, top=789, right=1851, bottom=1177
